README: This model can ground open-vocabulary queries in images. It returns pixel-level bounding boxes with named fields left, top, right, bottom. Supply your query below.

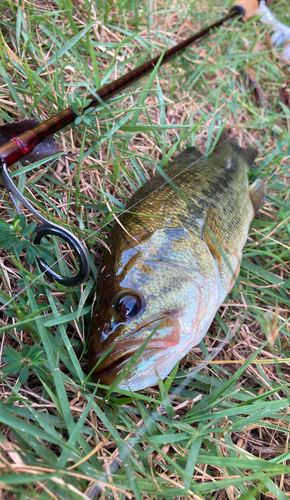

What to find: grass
left=0, top=0, right=289, bottom=498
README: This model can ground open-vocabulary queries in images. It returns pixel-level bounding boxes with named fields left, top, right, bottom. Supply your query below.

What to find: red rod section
left=0, top=10, right=240, bottom=167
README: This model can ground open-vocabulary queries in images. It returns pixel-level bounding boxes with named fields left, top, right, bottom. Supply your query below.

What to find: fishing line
left=0, top=134, right=234, bottom=314
left=1, top=129, right=249, bottom=445
left=1, top=0, right=288, bottom=307
left=0, top=0, right=274, bottom=306
left=1, top=133, right=240, bottom=469
left=0, top=2, right=287, bottom=496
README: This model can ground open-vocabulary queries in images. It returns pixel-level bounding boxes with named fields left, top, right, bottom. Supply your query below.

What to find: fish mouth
left=90, top=315, right=180, bottom=384
left=92, top=350, right=135, bottom=382
left=91, top=345, right=166, bottom=387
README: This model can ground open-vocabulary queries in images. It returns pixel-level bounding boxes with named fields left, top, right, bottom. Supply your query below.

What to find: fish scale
left=88, top=131, right=267, bottom=391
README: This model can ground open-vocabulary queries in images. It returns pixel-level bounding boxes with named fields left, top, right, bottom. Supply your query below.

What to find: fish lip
left=91, top=313, right=174, bottom=375
left=92, top=345, right=166, bottom=382
left=92, top=345, right=136, bottom=375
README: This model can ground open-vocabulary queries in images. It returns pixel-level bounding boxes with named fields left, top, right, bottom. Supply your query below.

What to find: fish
left=88, top=131, right=267, bottom=391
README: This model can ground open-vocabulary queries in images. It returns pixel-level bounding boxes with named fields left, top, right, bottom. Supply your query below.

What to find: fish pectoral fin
left=204, top=205, right=227, bottom=266
left=249, top=178, right=267, bottom=215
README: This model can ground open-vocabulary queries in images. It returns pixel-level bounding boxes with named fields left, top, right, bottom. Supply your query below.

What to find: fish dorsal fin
left=215, top=130, right=231, bottom=149
left=171, top=146, right=202, bottom=167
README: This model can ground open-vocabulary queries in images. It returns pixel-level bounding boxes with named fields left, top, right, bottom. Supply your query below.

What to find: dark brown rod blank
left=0, top=7, right=245, bottom=168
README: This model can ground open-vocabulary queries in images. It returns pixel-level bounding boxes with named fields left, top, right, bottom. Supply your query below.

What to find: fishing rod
left=0, top=1, right=257, bottom=168
left=0, top=0, right=282, bottom=286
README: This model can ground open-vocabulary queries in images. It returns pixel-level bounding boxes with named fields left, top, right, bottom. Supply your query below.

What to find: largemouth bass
left=88, top=132, right=266, bottom=391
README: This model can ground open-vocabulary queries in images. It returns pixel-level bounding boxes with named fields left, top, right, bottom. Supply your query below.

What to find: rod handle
left=230, top=0, right=260, bottom=20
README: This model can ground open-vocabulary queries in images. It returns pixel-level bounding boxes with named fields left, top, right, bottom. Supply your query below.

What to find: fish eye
left=114, top=292, right=144, bottom=319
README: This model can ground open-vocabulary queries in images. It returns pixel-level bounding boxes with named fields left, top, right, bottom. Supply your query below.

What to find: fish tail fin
left=239, top=146, right=258, bottom=166
left=214, top=129, right=258, bottom=167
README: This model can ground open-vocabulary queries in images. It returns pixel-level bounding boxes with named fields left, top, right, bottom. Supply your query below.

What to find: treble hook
left=0, top=161, right=90, bottom=287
